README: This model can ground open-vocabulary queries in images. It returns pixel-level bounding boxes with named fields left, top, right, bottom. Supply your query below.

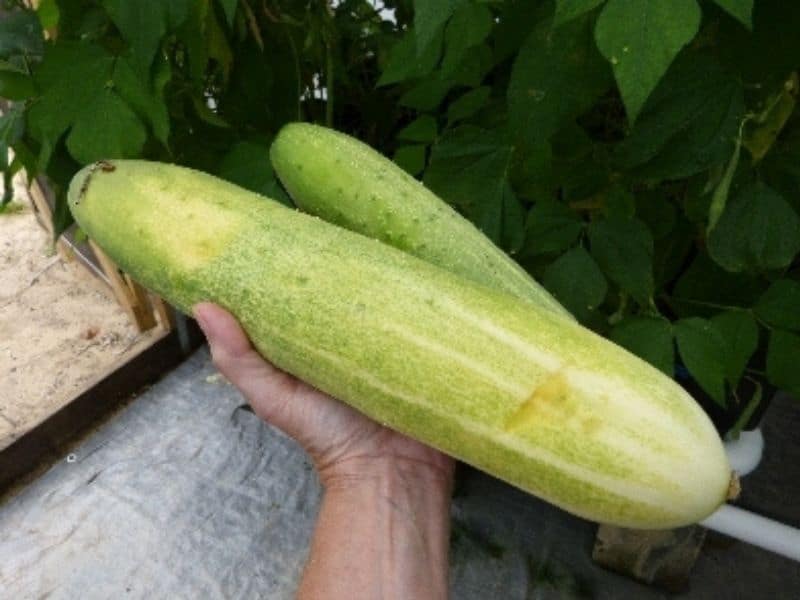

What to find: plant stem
left=325, top=40, right=334, bottom=127
left=726, top=380, right=762, bottom=441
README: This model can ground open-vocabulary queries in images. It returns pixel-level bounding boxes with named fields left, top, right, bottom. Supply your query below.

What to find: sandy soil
left=0, top=177, right=158, bottom=451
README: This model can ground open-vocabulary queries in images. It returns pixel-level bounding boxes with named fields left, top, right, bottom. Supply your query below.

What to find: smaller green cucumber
left=270, top=123, right=572, bottom=320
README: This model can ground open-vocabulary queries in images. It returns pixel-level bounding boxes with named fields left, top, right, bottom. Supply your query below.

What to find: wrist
left=319, top=454, right=454, bottom=497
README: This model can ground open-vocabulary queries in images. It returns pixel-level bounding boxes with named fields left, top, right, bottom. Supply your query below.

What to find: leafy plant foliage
left=1, top=0, right=798, bottom=431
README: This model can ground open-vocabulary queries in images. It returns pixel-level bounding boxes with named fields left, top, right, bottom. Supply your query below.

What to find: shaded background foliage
left=1, top=0, right=799, bottom=435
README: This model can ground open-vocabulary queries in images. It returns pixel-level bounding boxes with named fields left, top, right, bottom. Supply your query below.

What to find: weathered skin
left=270, top=123, right=573, bottom=320
left=68, top=160, right=731, bottom=529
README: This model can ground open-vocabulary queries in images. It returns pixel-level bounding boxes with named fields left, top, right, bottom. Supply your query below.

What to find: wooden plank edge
left=0, top=319, right=204, bottom=498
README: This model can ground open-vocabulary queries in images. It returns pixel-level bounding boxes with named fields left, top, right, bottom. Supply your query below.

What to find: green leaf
left=445, top=43, right=493, bottom=88
left=508, top=14, right=611, bottom=144
left=610, top=316, right=674, bottom=375
left=603, top=184, right=635, bottom=218
left=755, top=279, right=800, bottom=332
left=523, top=201, right=583, bottom=256
left=377, top=29, right=443, bottom=86
left=543, top=247, right=607, bottom=321
left=711, top=311, right=758, bottom=389
left=672, top=252, right=764, bottom=317
left=634, top=190, right=676, bottom=239
left=0, top=69, right=35, bottom=100
left=37, top=0, right=60, bottom=30
left=27, top=42, right=115, bottom=165
left=595, top=0, right=701, bottom=123
left=708, top=182, right=800, bottom=273
left=713, top=0, right=753, bottom=29
left=399, top=77, right=453, bottom=111
left=653, top=217, right=692, bottom=288
left=424, top=126, right=525, bottom=251
left=447, top=86, right=491, bottom=124
left=113, top=55, right=171, bottom=146
left=102, top=0, right=191, bottom=76
left=413, top=0, right=468, bottom=57
left=393, top=145, right=427, bottom=176
left=588, top=216, right=654, bottom=305
left=217, top=140, right=290, bottom=205
left=0, top=9, right=44, bottom=59
left=614, top=55, right=744, bottom=181
left=65, top=88, right=147, bottom=164
left=767, top=330, right=800, bottom=396
left=554, top=0, right=606, bottom=26
left=674, top=318, right=728, bottom=406
left=397, top=116, right=438, bottom=143
left=440, top=4, right=492, bottom=78
left=0, top=104, right=25, bottom=149
left=218, top=0, right=238, bottom=26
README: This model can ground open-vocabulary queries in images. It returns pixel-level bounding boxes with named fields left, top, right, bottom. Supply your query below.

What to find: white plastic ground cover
left=0, top=349, right=797, bottom=598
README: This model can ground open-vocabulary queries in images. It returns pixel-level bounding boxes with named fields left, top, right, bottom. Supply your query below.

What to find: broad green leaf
left=0, top=105, right=25, bottom=148
left=36, top=0, right=60, bottom=30
left=445, top=43, right=493, bottom=88
left=0, top=9, right=44, bottom=59
left=672, top=253, right=764, bottom=317
left=674, top=318, right=728, bottom=406
left=653, top=218, right=692, bottom=288
left=65, top=89, right=147, bottom=164
left=102, top=0, right=191, bottom=76
left=603, top=185, right=635, bottom=218
left=440, top=4, right=492, bottom=78
left=595, top=0, right=701, bottom=124
left=755, top=279, right=800, bottom=332
left=219, top=0, right=238, bottom=26
left=614, top=55, right=744, bottom=181
left=493, top=0, right=551, bottom=64
left=447, top=86, right=491, bottom=124
left=543, top=247, right=607, bottom=321
left=399, top=77, right=453, bottom=111
left=634, top=190, right=676, bottom=240
left=508, top=14, right=611, bottom=144
left=413, top=0, right=468, bottom=57
left=0, top=70, right=35, bottom=100
left=713, top=0, right=753, bottom=29
left=424, top=126, right=525, bottom=251
left=377, top=30, right=442, bottom=87
left=113, top=55, right=170, bottom=146
left=767, top=330, right=800, bottom=396
left=711, top=311, right=758, bottom=388
left=27, top=43, right=115, bottom=165
left=588, top=216, right=654, bottom=305
left=217, top=140, right=290, bottom=205
left=393, top=145, right=427, bottom=176
left=397, top=116, right=438, bottom=143
left=708, top=182, right=800, bottom=273
left=554, top=0, right=606, bottom=26
left=610, top=316, right=674, bottom=375
left=523, top=201, right=583, bottom=256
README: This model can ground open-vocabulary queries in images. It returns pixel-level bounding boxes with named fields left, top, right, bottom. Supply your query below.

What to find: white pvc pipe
left=701, top=504, right=800, bottom=562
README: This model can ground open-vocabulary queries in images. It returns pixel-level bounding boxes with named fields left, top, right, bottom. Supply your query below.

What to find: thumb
left=192, top=302, right=314, bottom=438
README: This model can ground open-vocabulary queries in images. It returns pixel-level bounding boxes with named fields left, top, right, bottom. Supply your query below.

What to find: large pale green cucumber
left=270, top=122, right=573, bottom=320
left=68, top=160, right=731, bottom=529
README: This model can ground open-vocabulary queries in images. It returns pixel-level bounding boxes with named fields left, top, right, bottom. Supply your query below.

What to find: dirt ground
left=0, top=177, right=158, bottom=451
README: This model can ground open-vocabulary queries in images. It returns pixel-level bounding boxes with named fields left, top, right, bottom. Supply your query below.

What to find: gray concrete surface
left=0, top=348, right=797, bottom=599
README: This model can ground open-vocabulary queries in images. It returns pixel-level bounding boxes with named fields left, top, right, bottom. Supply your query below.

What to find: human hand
left=192, top=302, right=454, bottom=493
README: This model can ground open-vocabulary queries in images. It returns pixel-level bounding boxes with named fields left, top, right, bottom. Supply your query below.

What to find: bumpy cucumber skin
left=270, top=123, right=573, bottom=320
left=68, top=161, right=730, bottom=529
